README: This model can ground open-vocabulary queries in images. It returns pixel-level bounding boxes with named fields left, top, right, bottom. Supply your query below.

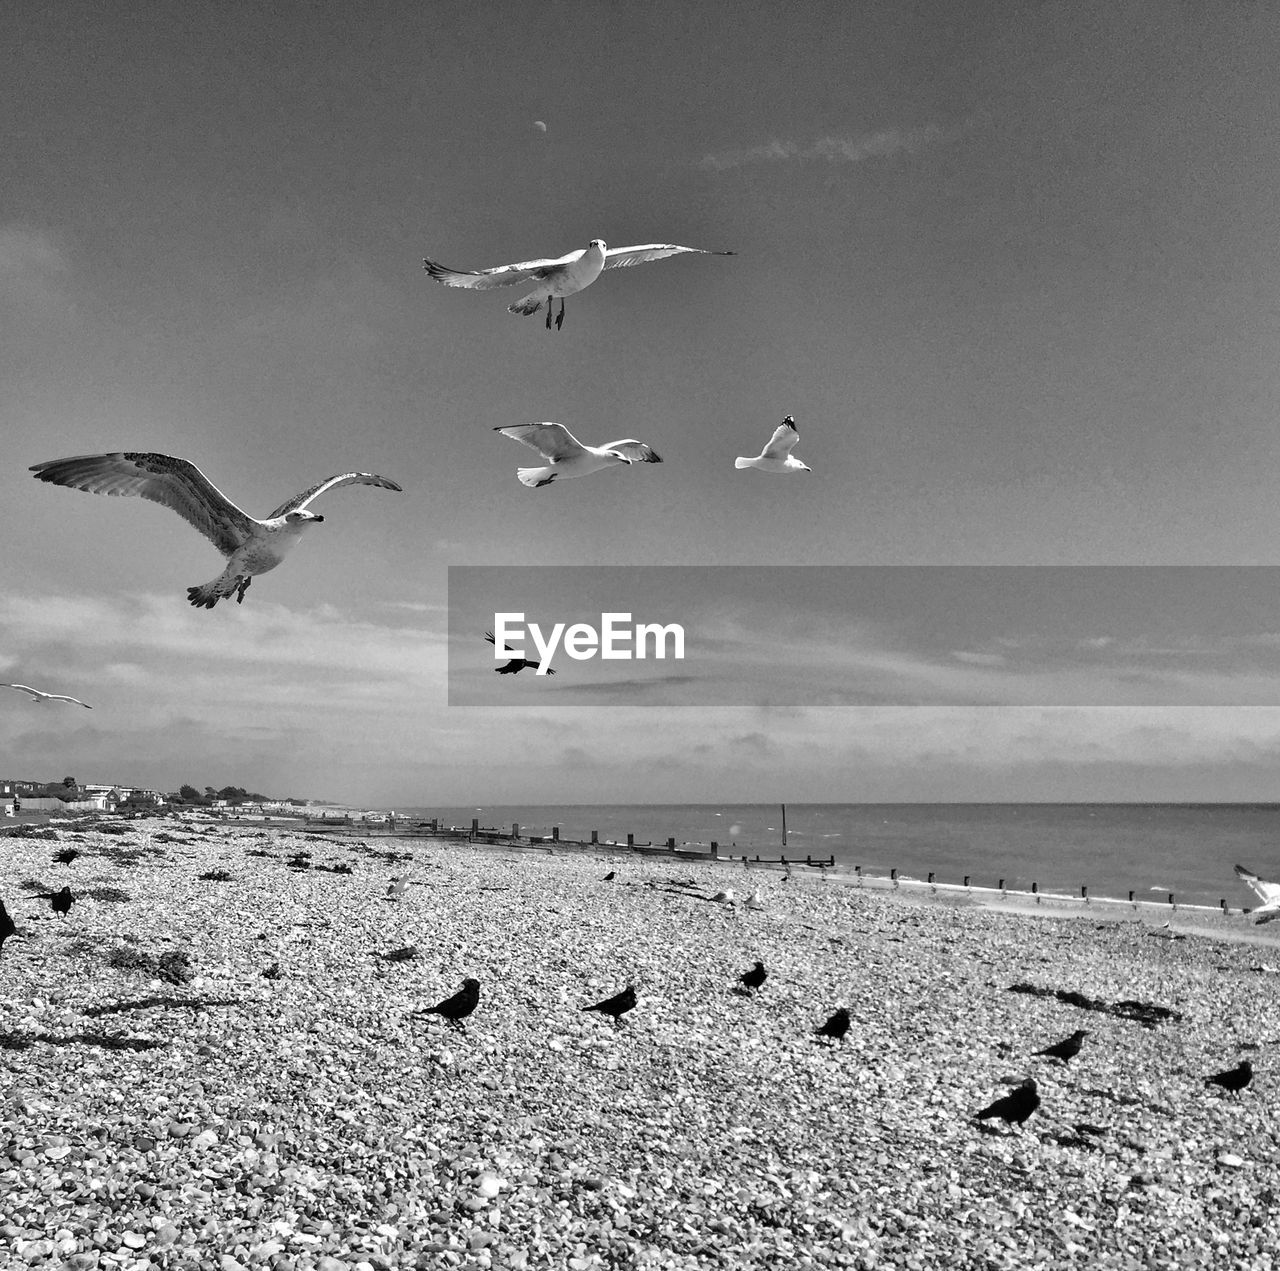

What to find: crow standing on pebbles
left=815, top=1007, right=851, bottom=1043
left=975, top=1078, right=1040, bottom=1130
left=602, top=871, right=616, bottom=882
left=1034, top=1029, right=1088, bottom=1064
left=0, top=899, right=17, bottom=955
left=582, top=984, right=636, bottom=1026
left=1205, top=1059, right=1253, bottom=1095
left=738, top=961, right=767, bottom=992
left=33, top=886, right=74, bottom=918
left=418, top=978, right=481, bottom=1031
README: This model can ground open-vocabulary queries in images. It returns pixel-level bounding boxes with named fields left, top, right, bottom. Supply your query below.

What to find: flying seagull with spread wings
left=2, top=683, right=92, bottom=709
left=735, top=415, right=811, bottom=474
left=494, top=423, right=662, bottom=489
left=484, top=631, right=556, bottom=676
left=1234, top=864, right=1280, bottom=924
left=424, top=238, right=735, bottom=330
left=30, top=452, right=402, bottom=608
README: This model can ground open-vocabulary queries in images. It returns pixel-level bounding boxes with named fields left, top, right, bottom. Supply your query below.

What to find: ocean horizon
left=385, top=802, right=1280, bottom=911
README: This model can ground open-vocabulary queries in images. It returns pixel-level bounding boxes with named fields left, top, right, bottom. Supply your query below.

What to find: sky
left=4, top=0, right=1280, bottom=805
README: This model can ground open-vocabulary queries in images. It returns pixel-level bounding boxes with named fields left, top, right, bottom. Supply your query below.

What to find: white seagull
left=494, top=423, right=662, bottom=489
left=424, top=238, right=735, bottom=330
left=30, top=451, right=402, bottom=608
left=2, top=683, right=92, bottom=709
left=1234, top=864, right=1280, bottom=924
left=735, top=416, right=811, bottom=474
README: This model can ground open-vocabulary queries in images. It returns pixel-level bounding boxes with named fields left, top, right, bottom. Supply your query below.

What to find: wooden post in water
left=711, top=842, right=719, bottom=858
left=512, top=823, right=519, bottom=839
left=627, top=833, right=634, bottom=848
left=927, top=872, right=934, bottom=884
left=667, top=837, right=676, bottom=850
left=471, top=818, right=478, bottom=835
left=552, top=826, right=560, bottom=841
left=1128, top=890, right=1134, bottom=903
left=591, top=830, right=598, bottom=844
left=963, top=875, right=970, bottom=887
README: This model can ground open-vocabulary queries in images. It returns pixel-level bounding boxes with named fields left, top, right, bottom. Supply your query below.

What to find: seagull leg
left=555, top=299, right=566, bottom=330
left=545, top=302, right=553, bottom=330
left=235, top=576, right=252, bottom=604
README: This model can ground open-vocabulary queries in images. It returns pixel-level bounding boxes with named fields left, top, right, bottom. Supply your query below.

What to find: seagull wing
left=601, top=243, right=735, bottom=270
left=601, top=439, right=662, bottom=464
left=494, top=423, right=590, bottom=462
left=268, top=473, right=402, bottom=518
left=3, top=684, right=43, bottom=701
left=760, top=419, right=800, bottom=460
left=44, top=692, right=92, bottom=708
left=30, top=452, right=258, bottom=555
left=1235, top=864, right=1280, bottom=918
left=423, top=249, right=583, bottom=290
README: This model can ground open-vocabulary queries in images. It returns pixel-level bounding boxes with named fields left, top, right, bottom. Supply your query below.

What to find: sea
left=389, top=803, right=1280, bottom=910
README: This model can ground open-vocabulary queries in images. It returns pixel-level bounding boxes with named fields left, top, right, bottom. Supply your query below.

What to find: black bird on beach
left=418, top=978, right=481, bottom=1030
left=602, top=870, right=616, bottom=881
left=1205, top=1059, right=1253, bottom=1096
left=738, top=961, right=767, bottom=992
left=1034, top=1028, right=1088, bottom=1064
left=975, top=1078, right=1040, bottom=1130
left=0, top=899, right=17, bottom=955
left=32, top=886, right=74, bottom=918
left=582, top=984, right=636, bottom=1025
left=815, top=1007, right=851, bottom=1043
left=484, top=631, right=556, bottom=676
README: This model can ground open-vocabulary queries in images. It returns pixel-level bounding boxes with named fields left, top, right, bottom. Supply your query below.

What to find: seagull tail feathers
left=187, top=583, right=223, bottom=609
left=517, top=467, right=556, bottom=489
left=509, top=294, right=545, bottom=316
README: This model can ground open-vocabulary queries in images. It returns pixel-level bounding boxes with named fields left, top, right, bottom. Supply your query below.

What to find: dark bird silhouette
left=419, top=978, right=480, bottom=1030
left=484, top=631, right=556, bottom=676
left=1034, top=1028, right=1088, bottom=1064
left=602, top=870, right=616, bottom=881
left=582, top=984, right=636, bottom=1025
left=33, top=886, right=74, bottom=918
left=815, top=1007, right=851, bottom=1042
left=0, top=899, right=17, bottom=955
left=975, top=1079, right=1040, bottom=1129
left=1205, top=1059, right=1253, bottom=1095
left=738, top=961, right=767, bottom=992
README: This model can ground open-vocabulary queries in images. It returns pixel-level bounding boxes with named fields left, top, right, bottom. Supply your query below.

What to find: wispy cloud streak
left=699, top=125, right=944, bottom=172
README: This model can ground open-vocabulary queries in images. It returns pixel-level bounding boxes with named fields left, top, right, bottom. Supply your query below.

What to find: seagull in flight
left=424, top=238, right=735, bottom=330
left=30, top=452, right=402, bottom=608
left=735, top=416, right=811, bottom=474
left=484, top=632, right=556, bottom=676
left=2, top=683, right=92, bottom=709
left=1234, top=864, right=1280, bottom=924
left=494, top=423, right=662, bottom=489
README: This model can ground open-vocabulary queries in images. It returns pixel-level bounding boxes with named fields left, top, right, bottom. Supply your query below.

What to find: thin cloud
left=699, top=125, right=944, bottom=172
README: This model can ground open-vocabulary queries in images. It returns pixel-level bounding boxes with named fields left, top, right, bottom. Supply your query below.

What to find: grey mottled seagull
left=424, top=238, right=735, bottom=330
left=2, top=683, right=92, bottom=708
left=1234, top=864, right=1280, bottom=924
left=735, top=416, right=811, bottom=474
left=30, top=452, right=402, bottom=608
left=494, top=423, right=661, bottom=489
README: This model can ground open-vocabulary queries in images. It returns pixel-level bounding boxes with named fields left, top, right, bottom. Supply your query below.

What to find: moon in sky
left=533, top=120, right=547, bottom=132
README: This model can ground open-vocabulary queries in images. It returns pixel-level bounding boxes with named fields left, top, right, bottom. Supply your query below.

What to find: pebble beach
left=2, top=815, right=1278, bottom=1270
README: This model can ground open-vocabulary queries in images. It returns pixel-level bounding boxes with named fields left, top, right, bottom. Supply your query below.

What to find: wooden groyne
left=304, top=816, right=835, bottom=869
left=284, top=816, right=1256, bottom=915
